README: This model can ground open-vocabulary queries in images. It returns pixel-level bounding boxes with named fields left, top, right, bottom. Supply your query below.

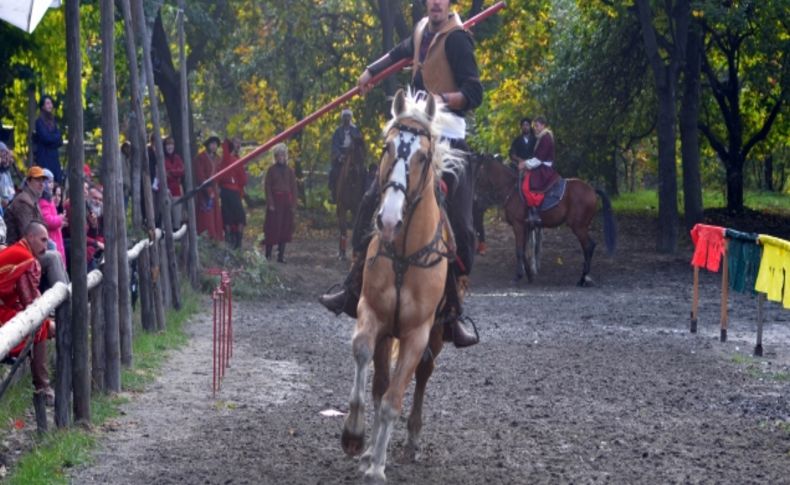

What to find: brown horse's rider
left=519, top=116, right=559, bottom=226
left=319, top=0, right=482, bottom=348
left=328, top=109, right=363, bottom=204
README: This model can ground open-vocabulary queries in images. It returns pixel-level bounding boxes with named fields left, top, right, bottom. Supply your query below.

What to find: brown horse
left=341, top=89, right=461, bottom=483
left=475, top=154, right=616, bottom=286
left=335, top=136, right=367, bottom=259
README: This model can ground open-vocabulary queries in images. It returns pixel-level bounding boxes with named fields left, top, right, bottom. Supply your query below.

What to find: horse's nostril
left=395, top=220, right=403, bottom=231
left=376, top=214, right=383, bottom=229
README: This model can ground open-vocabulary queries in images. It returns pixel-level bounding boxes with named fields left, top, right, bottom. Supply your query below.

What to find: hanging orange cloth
left=754, top=234, right=790, bottom=309
left=690, top=223, right=726, bottom=272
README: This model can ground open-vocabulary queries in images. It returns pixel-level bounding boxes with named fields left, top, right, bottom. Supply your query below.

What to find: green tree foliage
left=696, top=0, right=789, bottom=211
left=533, top=1, right=654, bottom=193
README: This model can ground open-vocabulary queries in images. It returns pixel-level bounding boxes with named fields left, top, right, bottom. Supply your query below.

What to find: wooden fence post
left=54, top=300, right=72, bottom=428
left=90, top=286, right=105, bottom=392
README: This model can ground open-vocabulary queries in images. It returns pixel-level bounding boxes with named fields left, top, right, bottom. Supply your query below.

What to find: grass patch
left=611, top=189, right=790, bottom=216
left=3, top=285, right=200, bottom=484
left=730, top=353, right=790, bottom=382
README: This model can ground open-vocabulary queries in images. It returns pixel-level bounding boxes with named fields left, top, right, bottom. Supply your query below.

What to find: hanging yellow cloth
left=754, top=234, right=790, bottom=308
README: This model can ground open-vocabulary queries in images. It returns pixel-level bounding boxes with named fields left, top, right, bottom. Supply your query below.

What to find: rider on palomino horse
left=319, top=0, right=481, bottom=348
left=328, top=108, right=363, bottom=204
left=519, top=116, right=559, bottom=226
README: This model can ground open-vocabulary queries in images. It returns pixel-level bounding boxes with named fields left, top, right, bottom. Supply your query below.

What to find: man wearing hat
left=4, top=166, right=68, bottom=283
left=4, top=166, right=47, bottom=245
left=328, top=108, right=363, bottom=203
left=320, top=0, right=483, bottom=348
left=194, top=135, right=224, bottom=241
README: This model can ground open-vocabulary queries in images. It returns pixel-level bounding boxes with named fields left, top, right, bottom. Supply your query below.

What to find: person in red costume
left=0, top=222, right=55, bottom=404
left=194, top=135, right=224, bottom=241
left=216, top=137, right=248, bottom=250
left=163, top=136, right=185, bottom=229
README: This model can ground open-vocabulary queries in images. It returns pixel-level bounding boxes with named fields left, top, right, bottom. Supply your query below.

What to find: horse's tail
left=595, top=189, right=617, bottom=255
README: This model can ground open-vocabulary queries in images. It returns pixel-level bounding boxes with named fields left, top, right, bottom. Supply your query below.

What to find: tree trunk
left=178, top=0, right=199, bottom=289
left=65, top=0, right=90, bottom=425
left=636, top=0, right=690, bottom=254
left=100, top=0, right=122, bottom=393
left=679, top=21, right=703, bottom=231
left=378, top=0, right=396, bottom=97
left=151, top=11, right=196, bottom=169
left=726, top=160, right=745, bottom=213
left=26, top=86, right=36, bottom=167
left=764, top=155, right=773, bottom=191
left=140, top=1, right=182, bottom=311
left=125, top=0, right=166, bottom=333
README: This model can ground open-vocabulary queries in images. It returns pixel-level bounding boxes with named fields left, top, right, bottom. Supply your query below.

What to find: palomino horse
left=335, top=136, right=367, bottom=259
left=475, top=154, right=616, bottom=286
left=341, top=89, right=462, bottom=483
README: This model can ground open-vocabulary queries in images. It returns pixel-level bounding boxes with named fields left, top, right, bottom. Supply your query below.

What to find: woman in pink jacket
left=38, top=169, right=66, bottom=263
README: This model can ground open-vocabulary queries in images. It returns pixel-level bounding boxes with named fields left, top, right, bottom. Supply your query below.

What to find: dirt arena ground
left=69, top=213, right=790, bottom=484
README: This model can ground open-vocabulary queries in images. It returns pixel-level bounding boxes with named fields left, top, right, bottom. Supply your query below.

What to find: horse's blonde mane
left=382, top=88, right=465, bottom=179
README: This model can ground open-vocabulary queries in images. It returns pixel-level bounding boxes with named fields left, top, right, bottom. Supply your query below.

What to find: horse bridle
left=373, top=121, right=454, bottom=335
left=379, top=122, right=433, bottom=209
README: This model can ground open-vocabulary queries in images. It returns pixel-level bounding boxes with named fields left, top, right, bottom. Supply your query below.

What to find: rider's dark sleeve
left=367, top=37, right=414, bottom=76
left=445, top=30, right=482, bottom=112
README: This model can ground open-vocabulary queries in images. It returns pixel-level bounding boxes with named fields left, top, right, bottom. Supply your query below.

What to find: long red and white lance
left=177, top=1, right=506, bottom=205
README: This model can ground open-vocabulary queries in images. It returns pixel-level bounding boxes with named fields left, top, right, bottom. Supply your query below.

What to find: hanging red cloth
left=690, top=223, right=726, bottom=272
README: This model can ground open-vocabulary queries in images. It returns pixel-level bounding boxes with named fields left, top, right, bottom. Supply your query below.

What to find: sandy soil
left=69, top=212, right=790, bottom=484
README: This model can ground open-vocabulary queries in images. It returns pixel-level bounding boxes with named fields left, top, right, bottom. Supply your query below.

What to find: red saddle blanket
left=521, top=169, right=560, bottom=208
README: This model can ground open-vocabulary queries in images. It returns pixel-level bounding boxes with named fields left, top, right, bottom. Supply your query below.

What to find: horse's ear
left=392, top=89, right=406, bottom=117
left=424, top=93, right=436, bottom=122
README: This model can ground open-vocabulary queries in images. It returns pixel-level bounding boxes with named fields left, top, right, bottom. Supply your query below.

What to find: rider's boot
left=318, top=253, right=364, bottom=318
left=443, top=274, right=479, bottom=348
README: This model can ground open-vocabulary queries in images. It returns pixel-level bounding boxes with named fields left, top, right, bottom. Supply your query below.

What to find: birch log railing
left=0, top=224, right=187, bottom=370
left=0, top=224, right=187, bottom=432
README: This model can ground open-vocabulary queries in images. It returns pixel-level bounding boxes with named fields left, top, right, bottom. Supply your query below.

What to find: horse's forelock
left=382, top=89, right=464, bottom=179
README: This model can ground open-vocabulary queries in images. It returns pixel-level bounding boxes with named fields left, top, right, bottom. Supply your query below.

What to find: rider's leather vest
left=411, top=13, right=464, bottom=95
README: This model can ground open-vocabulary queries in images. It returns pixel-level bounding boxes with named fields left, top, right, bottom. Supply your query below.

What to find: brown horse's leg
left=572, top=225, right=596, bottom=286
left=337, top=205, right=347, bottom=260
left=404, top=325, right=444, bottom=462
left=360, top=336, right=393, bottom=469
left=512, top=221, right=527, bottom=282
left=342, top=308, right=378, bottom=457
left=363, top=325, right=431, bottom=483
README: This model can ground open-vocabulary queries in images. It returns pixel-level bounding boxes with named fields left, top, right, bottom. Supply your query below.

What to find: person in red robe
left=194, top=135, right=224, bottom=241
left=0, top=222, right=54, bottom=403
left=164, top=136, right=185, bottom=228
left=263, top=143, right=297, bottom=263
left=216, top=137, right=248, bottom=249
left=520, top=116, right=559, bottom=224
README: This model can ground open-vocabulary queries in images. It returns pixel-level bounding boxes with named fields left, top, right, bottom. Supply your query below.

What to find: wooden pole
left=719, top=240, right=729, bottom=342
left=137, top=0, right=181, bottom=310
left=90, top=285, right=105, bottom=392
left=754, top=293, right=764, bottom=357
left=177, top=0, right=199, bottom=289
left=54, top=300, right=72, bottom=427
left=100, top=0, right=122, bottom=393
left=690, top=265, right=699, bottom=333
left=65, top=0, right=90, bottom=425
left=127, top=0, right=166, bottom=332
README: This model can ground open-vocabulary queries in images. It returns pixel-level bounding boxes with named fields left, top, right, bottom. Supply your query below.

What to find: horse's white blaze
left=378, top=159, right=406, bottom=241
left=378, top=132, right=421, bottom=241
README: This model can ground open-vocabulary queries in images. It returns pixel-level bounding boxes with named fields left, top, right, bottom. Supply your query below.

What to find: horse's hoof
left=397, top=443, right=420, bottom=464
left=341, top=429, right=365, bottom=457
left=363, top=468, right=387, bottom=485
left=359, top=451, right=372, bottom=472
left=577, top=276, right=594, bottom=287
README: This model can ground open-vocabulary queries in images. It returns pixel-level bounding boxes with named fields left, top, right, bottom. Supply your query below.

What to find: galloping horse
left=335, top=136, right=367, bottom=259
left=341, top=89, right=461, bottom=483
left=475, top=154, right=616, bottom=286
